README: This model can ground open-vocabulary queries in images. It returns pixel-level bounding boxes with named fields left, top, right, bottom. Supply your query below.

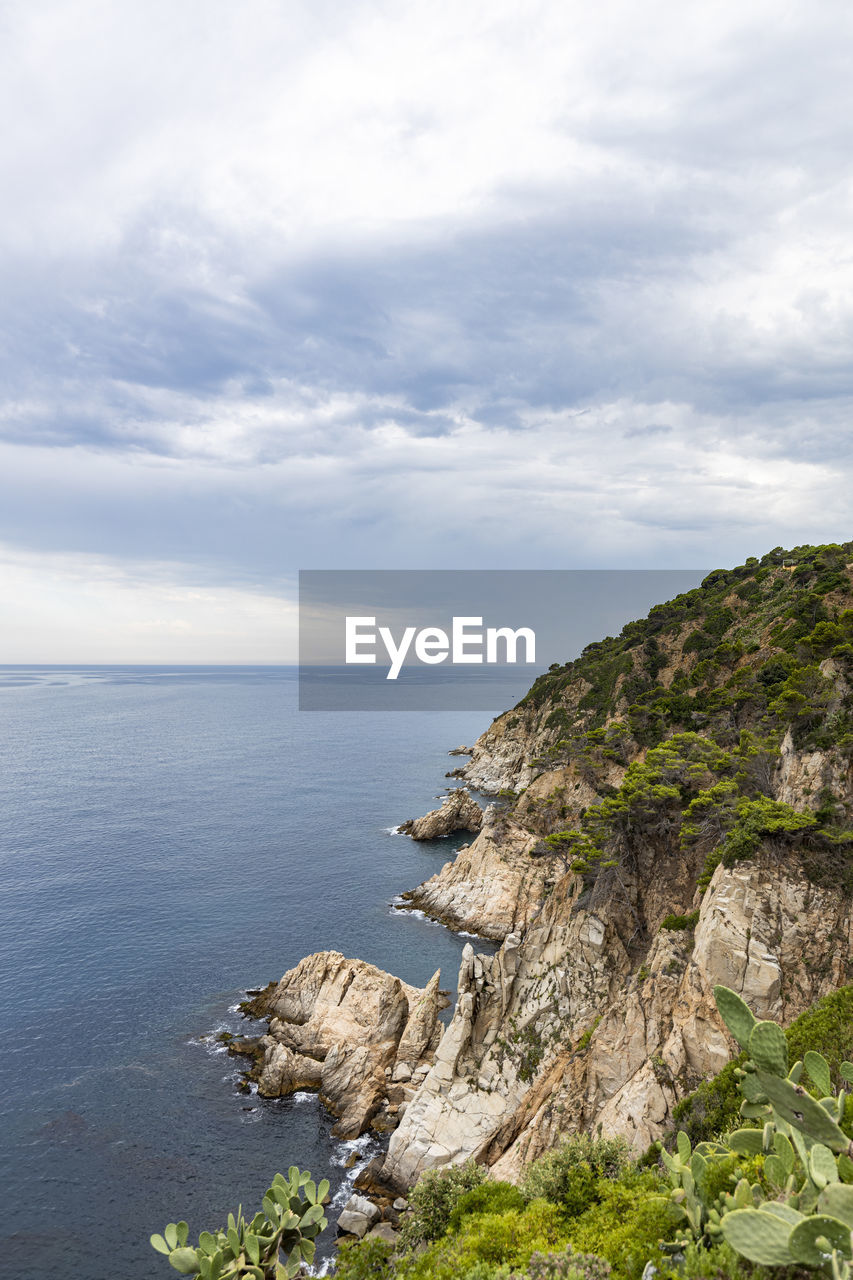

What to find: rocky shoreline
left=227, top=951, right=449, bottom=1141
left=222, top=561, right=853, bottom=1246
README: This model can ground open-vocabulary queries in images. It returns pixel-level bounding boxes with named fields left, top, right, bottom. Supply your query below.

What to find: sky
left=1, top=0, right=852, bottom=661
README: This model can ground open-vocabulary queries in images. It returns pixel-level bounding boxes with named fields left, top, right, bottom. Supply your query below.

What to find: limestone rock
left=262, top=951, right=416, bottom=1055
left=256, top=1040, right=322, bottom=1098
left=342, top=1195, right=380, bottom=1223
left=460, top=714, right=536, bottom=793
left=382, top=844, right=853, bottom=1190
left=249, top=952, right=443, bottom=1138
left=322, top=1042, right=393, bottom=1137
left=395, top=969, right=443, bottom=1067
left=400, top=820, right=550, bottom=940
left=368, top=1222, right=399, bottom=1244
left=337, top=1195, right=380, bottom=1238
left=399, top=788, right=483, bottom=840
left=337, top=1209, right=371, bottom=1238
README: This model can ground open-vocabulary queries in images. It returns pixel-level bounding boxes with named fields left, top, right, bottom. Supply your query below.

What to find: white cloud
left=0, top=544, right=297, bottom=663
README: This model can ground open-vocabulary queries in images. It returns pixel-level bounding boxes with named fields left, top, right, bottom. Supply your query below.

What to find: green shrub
left=566, top=1175, right=679, bottom=1280
left=659, top=910, right=699, bottom=932
left=398, top=1161, right=488, bottom=1248
left=521, top=1135, right=631, bottom=1208
left=335, top=1235, right=395, bottom=1279
left=400, top=1201, right=570, bottom=1280
left=518, top=1245, right=612, bottom=1279
left=785, top=984, right=853, bottom=1087
left=659, top=1239, right=754, bottom=1280
left=449, top=1182, right=527, bottom=1231
left=669, top=1056, right=744, bottom=1146
left=460, top=1265, right=513, bottom=1280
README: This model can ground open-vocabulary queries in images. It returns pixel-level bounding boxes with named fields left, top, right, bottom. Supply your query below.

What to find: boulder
left=368, top=1222, right=398, bottom=1244
left=256, top=1040, right=322, bottom=1098
left=246, top=952, right=443, bottom=1138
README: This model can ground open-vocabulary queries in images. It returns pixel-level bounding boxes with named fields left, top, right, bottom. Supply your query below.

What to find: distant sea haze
left=0, top=666, right=498, bottom=1278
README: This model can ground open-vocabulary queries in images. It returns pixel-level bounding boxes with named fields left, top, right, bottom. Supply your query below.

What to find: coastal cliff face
left=234, top=543, right=853, bottom=1203
left=399, top=809, right=549, bottom=941
left=382, top=847, right=853, bottom=1190
left=375, top=543, right=853, bottom=1189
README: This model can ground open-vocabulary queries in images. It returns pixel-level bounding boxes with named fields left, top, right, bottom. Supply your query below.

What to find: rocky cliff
left=376, top=542, right=853, bottom=1188
left=243, top=542, right=853, bottom=1201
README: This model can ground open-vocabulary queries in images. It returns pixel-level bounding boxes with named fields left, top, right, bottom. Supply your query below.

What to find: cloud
left=0, top=544, right=296, bottom=663
left=0, top=0, right=852, bottom=655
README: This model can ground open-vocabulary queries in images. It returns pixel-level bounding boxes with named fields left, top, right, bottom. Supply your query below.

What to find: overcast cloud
left=1, top=0, right=852, bottom=659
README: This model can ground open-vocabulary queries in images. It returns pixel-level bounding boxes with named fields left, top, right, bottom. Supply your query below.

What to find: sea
left=0, top=666, right=525, bottom=1279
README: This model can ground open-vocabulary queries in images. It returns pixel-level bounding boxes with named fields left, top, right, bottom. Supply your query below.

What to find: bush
left=565, top=1175, right=679, bottom=1280
left=659, top=1240, right=753, bottom=1280
left=518, top=1245, right=612, bottom=1279
left=521, top=1135, right=631, bottom=1207
left=659, top=910, right=699, bottom=932
left=399, top=1201, right=570, bottom=1280
left=449, top=1182, right=526, bottom=1231
left=669, top=1057, right=743, bottom=1147
left=461, top=1265, right=513, bottom=1280
left=399, top=1161, right=488, bottom=1248
left=335, top=1235, right=395, bottom=1279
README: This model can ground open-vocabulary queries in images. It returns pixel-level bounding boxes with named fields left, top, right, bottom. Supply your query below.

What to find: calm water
left=0, top=666, right=508, bottom=1279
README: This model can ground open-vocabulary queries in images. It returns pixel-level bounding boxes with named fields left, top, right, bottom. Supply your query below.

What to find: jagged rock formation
left=233, top=952, right=446, bottom=1138
left=381, top=841, right=853, bottom=1191
left=399, top=813, right=549, bottom=940
left=241, top=543, right=853, bottom=1197
left=399, top=788, right=483, bottom=840
left=461, top=718, right=534, bottom=793
left=375, top=544, right=853, bottom=1186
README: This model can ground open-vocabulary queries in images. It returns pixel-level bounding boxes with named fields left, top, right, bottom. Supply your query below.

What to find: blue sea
left=0, top=666, right=512, bottom=1279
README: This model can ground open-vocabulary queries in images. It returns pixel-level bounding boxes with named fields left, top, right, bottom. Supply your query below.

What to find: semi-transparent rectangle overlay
left=299, top=570, right=706, bottom=711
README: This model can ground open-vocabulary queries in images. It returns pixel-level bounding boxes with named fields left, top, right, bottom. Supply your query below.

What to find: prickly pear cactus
left=706, top=986, right=853, bottom=1277
left=151, top=1167, right=329, bottom=1279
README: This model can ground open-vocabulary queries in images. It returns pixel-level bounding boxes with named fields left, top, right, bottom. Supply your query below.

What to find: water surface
left=0, top=666, right=506, bottom=1277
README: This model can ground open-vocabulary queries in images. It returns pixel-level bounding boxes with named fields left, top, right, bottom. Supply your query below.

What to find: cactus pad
left=721, top=1207, right=795, bottom=1265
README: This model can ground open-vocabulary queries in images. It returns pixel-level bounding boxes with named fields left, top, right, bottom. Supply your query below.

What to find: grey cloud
left=0, top=0, right=851, bottom=599
left=624, top=424, right=673, bottom=438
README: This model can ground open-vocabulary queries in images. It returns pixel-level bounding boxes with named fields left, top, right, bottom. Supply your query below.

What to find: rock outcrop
left=233, top=952, right=446, bottom=1138
left=399, top=812, right=549, bottom=940
left=461, top=718, right=535, bottom=794
left=337, top=1194, right=381, bottom=1238
left=237, top=547, right=853, bottom=1202
left=399, top=788, right=483, bottom=840
left=381, top=846, right=853, bottom=1190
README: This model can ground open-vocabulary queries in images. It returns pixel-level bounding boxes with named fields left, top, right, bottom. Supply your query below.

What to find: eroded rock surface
left=400, top=788, right=483, bottom=840
left=236, top=951, right=445, bottom=1138
left=381, top=849, right=853, bottom=1190
left=400, top=815, right=550, bottom=940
